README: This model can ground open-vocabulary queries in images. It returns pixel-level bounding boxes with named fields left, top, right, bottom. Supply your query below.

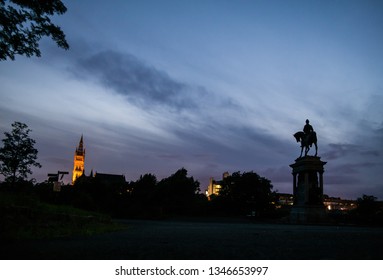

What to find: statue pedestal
left=289, top=205, right=327, bottom=224
left=289, top=156, right=327, bottom=223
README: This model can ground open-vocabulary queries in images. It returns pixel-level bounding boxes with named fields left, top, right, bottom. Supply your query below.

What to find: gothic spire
left=76, top=135, right=85, bottom=155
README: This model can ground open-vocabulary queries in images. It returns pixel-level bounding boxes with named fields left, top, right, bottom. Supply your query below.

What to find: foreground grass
left=0, top=192, right=125, bottom=240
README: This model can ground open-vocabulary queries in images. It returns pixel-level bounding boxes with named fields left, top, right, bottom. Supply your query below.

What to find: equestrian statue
left=293, top=119, right=318, bottom=157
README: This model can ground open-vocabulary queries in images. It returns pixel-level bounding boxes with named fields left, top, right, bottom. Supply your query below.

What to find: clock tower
left=72, top=135, right=85, bottom=184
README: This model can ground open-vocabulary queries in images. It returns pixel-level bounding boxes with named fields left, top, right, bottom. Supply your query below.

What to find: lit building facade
left=72, top=135, right=85, bottom=184
left=323, top=197, right=357, bottom=211
left=275, top=193, right=294, bottom=207
left=206, top=172, right=230, bottom=197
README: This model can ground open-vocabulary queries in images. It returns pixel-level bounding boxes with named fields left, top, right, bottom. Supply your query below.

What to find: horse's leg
left=305, top=146, right=309, bottom=156
left=314, top=142, right=318, bottom=156
left=300, top=146, right=303, bottom=157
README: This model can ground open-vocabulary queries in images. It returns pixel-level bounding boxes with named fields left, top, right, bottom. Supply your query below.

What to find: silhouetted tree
left=131, top=173, right=157, bottom=198
left=356, top=194, right=381, bottom=224
left=72, top=174, right=129, bottom=216
left=157, top=168, right=201, bottom=215
left=217, top=171, right=275, bottom=217
left=0, top=0, right=69, bottom=60
left=0, top=122, right=41, bottom=186
left=126, top=173, right=159, bottom=218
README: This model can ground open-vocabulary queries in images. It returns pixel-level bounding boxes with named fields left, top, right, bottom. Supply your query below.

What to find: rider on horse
left=303, top=119, right=314, bottom=147
left=293, top=119, right=318, bottom=157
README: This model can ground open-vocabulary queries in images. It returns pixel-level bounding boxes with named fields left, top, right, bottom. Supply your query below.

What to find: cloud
left=262, top=166, right=291, bottom=183
left=71, top=50, right=202, bottom=110
left=321, top=143, right=359, bottom=160
left=322, top=143, right=380, bottom=160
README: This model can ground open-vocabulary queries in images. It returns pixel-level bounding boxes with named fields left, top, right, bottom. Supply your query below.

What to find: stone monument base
left=289, top=205, right=328, bottom=224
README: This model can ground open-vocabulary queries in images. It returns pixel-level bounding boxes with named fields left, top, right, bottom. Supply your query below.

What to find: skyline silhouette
left=1, top=1, right=382, bottom=200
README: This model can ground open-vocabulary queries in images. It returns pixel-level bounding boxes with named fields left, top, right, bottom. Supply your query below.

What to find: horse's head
left=293, top=132, right=301, bottom=142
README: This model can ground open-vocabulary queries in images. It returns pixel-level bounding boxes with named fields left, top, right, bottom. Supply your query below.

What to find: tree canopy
left=0, top=121, right=41, bottom=185
left=215, top=171, right=275, bottom=216
left=0, top=0, right=69, bottom=60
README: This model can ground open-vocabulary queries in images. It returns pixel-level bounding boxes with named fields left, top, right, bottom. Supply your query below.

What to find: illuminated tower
left=72, top=135, right=85, bottom=184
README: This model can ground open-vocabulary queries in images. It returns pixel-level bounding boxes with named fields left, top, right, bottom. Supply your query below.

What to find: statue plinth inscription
left=289, top=156, right=327, bottom=223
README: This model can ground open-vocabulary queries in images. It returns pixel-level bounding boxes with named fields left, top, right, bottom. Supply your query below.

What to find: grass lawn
left=0, top=191, right=124, bottom=240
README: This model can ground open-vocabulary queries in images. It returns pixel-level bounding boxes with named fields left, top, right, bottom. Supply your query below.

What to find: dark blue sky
left=1, top=0, right=382, bottom=199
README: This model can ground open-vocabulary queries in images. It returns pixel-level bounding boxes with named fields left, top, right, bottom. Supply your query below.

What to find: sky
left=1, top=0, right=382, bottom=199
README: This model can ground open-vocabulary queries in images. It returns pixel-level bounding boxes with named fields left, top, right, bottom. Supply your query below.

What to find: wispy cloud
left=71, top=50, right=203, bottom=110
left=322, top=143, right=381, bottom=160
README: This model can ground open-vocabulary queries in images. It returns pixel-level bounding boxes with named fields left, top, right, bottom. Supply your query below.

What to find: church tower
left=72, top=135, right=85, bottom=184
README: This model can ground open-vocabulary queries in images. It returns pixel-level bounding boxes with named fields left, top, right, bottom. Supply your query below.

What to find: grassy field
left=0, top=191, right=124, bottom=240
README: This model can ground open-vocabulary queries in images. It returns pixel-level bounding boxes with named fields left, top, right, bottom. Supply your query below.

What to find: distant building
left=273, top=194, right=357, bottom=211
left=323, top=196, right=357, bottom=211
left=93, top=172, right=126, bottom=187
left=71, top=136, right=126, bottom=187
left=72, top=135, right=85, bottom=184
left=275, top=193, right=294, bottom=207
left=273, top=193, right=358, bottom=211
left=206, top=172, right=230, bottom=197
left=74, top=171, right=126, bottom=192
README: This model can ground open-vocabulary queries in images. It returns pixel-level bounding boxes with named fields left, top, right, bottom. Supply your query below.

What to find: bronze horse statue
left=293, top=131, right=318, bottom=157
